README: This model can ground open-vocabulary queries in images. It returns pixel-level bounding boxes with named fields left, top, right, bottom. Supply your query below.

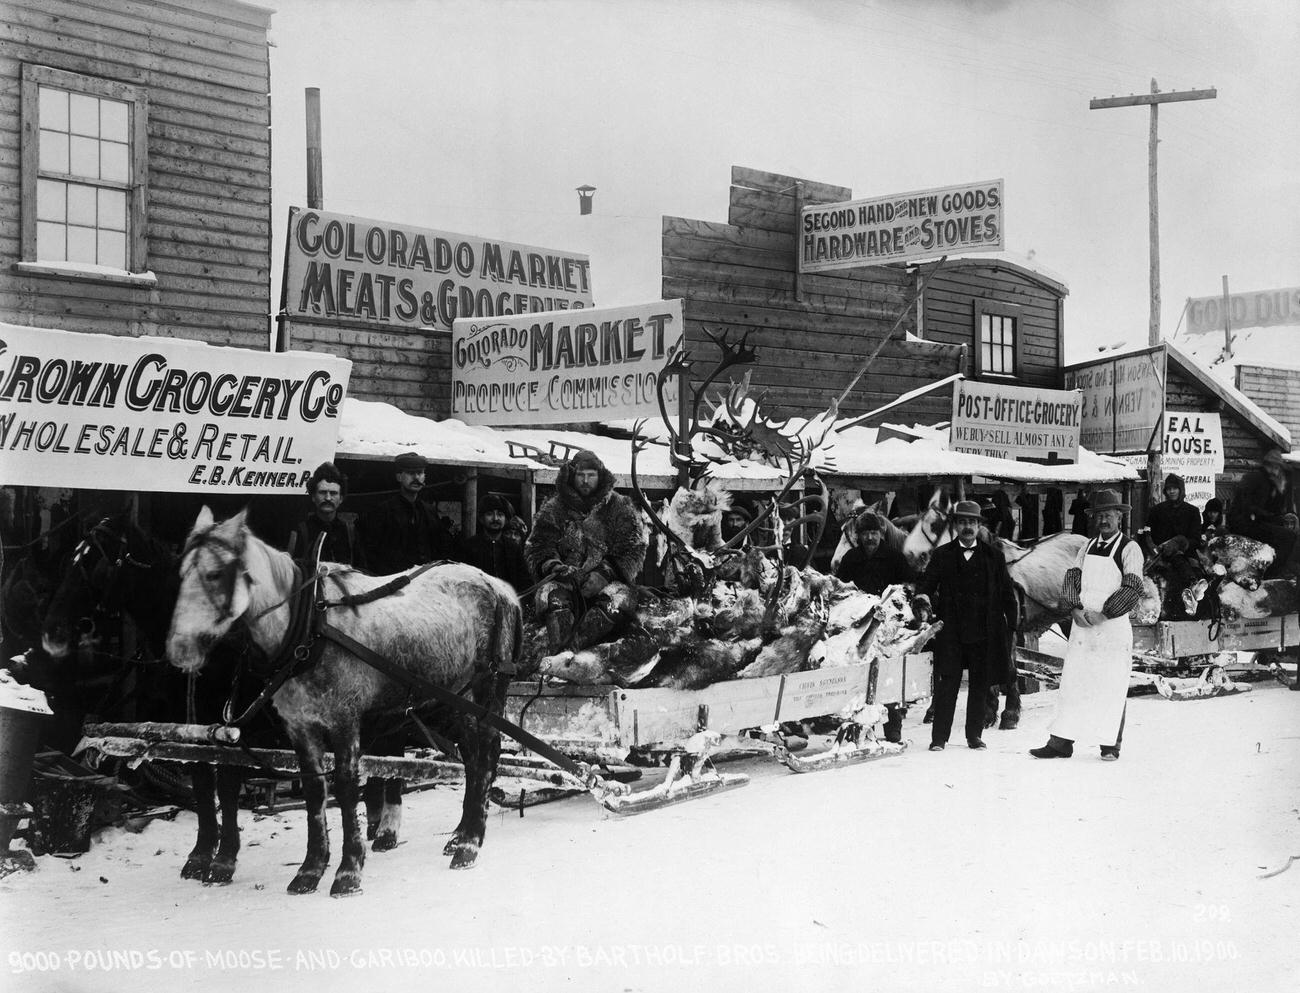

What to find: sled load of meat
left=1143, top=533, right=1299, bottom=621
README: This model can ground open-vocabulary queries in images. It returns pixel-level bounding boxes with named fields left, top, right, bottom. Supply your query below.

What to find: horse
left=165, top=507, right=522, bottom=896
left=39, top=512, right=276, bottom=884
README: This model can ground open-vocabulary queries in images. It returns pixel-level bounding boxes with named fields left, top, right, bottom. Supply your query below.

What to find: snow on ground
left=2, top=684, right=1297, bottom=993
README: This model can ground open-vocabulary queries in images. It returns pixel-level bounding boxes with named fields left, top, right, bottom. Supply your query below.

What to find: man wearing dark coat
left=361, top=452, right=455, bottom=576
left=834, top=511, right=910, bottom=596
left=1145, top=473, right=1202, bottom=550
left=525, top=449, right=648, bottom=653
left=459, top=494, right=528, bottom=594
left=287, top=461, right=366, bottom=568
left=913, top=500, right=1018, bottom=751
left=1228, top=448, right=1297, bottom=577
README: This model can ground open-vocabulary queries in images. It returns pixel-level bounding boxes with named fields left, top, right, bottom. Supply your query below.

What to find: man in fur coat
left=525, top=449, right=648, bottom=652
left=913, top=500, right=1018, bottom=751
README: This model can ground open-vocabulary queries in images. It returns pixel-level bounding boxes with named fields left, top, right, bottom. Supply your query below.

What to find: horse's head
left=902, top=490, right=953, bottom=570
left=167, top=507, right=255, bottom=673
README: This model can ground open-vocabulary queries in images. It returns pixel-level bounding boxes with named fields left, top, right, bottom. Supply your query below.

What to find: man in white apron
left=1031, top=489, right=1144, bottom=760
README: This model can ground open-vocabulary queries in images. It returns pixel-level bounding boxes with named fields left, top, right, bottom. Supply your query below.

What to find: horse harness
left=184, top=531, right=594, bottom=784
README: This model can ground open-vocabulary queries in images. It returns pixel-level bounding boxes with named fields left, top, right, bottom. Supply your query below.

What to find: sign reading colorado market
left=799, top=179, right=1003, bottom=273
left=0, top=323, right=351, bottom=494
left=1064, top=346, right=1166, bottom=455
left=282, top=207, right=593, bottom=332
left=1186, top=286, right=1300, bottom=334
left=451, top=300, right=683, bottom=426
left=950, top=380, right=1081, bottom=463
left=1161, top=411, right=1223, bottom=510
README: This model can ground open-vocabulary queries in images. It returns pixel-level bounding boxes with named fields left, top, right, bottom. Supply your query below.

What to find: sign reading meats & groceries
left=799, top=179, right=1004, bottom=273
left=451, top=300, right=683, bottom=426
left=0, top=323, right=350, bottom=494
left=949, top=380, right=1081, bottom=463
left=281, top=207, right=593, bottom=332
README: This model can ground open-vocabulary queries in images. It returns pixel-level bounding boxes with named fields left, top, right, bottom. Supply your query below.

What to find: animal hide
left=664, top=481, right=730, bottom=557
left=1217, top=578, right=1300, bottom=620
left=1200, top=535, right=1274, bottom=590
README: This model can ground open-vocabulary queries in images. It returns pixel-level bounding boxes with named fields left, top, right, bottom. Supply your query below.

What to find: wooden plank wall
left=283, top=321, right=450, bottom=420
left=1236, top=364, right=1300, bottom=444
left=0, top=0, right=272, bottom=350
left=663, top=166, right=965, bottom=423
left=919, top=261, right=1063, bottom=387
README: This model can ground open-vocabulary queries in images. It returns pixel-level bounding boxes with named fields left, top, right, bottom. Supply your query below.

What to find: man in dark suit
left=458, top=493, right=528, bottom=593
left=913, top=500, right=1018, bottom=751
left=361, top=452, right=455, bottom=576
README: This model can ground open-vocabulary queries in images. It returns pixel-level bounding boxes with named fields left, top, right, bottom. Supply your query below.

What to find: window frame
left=20, top=63, right=150, bottom=274
left=973, top=298, right=1023, bottom=380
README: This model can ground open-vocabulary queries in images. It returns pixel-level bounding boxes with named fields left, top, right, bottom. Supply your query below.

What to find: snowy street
left=3, top=681, right=1296, bottom=993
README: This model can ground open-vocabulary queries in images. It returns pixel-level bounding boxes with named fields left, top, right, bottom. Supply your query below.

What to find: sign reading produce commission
left=281, top=207, right=593, bottom=332
left=0, top=323, right=350, bottom=494
left=950, top=380, right=1081, bottom=463
left=451, top=300, right=683, bottom=426
left=799, top=179, right=1004, bottom=273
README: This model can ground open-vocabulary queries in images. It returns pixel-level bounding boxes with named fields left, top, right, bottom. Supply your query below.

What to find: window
left=21, top=64, right=149, bottom=274
left=974, top=299, right=1022, bottom=378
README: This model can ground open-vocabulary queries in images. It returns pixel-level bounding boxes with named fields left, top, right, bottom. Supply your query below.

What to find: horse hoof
left=203, top=863, right=235, bottom=886
left=287, top=874, right=321, bottom=895
left=371, top=831, right=398, bottom=852
left=449, top=844, right=479, bottom=870
left=180, top=859, right=209, bottom=881
left=330, top=874, right=363, bottom=897
left=442, top=836, right=464, bottom=857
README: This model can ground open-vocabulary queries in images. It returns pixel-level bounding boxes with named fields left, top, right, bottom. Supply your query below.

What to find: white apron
left=1050, top=541, right=1132, bottom=744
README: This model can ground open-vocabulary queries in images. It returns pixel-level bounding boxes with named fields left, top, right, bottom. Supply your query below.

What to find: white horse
left=166, top=508, right=522, bottom=896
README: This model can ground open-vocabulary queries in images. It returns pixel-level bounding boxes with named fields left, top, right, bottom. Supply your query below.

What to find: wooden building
left=662, top=166, right=1070, bottom=425
left=0, top=0, right=273, bottom=348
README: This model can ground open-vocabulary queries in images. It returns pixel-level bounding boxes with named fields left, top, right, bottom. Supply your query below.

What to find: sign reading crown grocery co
left=451, top=300, right=683, bottom=426
left=950, top=380, right=1081, bottom=463
left=799, top=179, right=1003, bottom=273
left=0, top=323, right=350, bottom=494
left=281, top=207, right=593, bottom=332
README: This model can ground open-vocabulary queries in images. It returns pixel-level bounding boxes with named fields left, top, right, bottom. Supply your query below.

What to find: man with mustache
left=287, top=461, right=365, bottom=568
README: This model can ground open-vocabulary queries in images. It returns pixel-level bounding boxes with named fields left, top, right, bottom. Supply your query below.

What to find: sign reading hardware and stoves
left=0, top=323, right=351, bottom=493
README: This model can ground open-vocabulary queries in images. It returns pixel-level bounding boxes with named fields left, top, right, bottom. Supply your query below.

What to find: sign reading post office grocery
left=282, top=207, right=593, bottom=332
left=950, top=380, right=1081, bottom=463
left=0, top=323, right=351, bottom=494
left=799, top=179, right=1003, bottom=273
left=451, top=300, right=683, bottom=426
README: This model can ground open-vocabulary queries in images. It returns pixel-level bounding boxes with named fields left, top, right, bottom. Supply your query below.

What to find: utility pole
left=1091, top=79, right=1215, bottom=514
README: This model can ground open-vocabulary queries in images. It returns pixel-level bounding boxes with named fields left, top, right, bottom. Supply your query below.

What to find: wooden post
left=1221, top=274, right=1233, bottom=359
left=461, top=470, right=478, bottom=538
left=305, top=87, right=323, bottom=210
left=520, top=476, right=536, bottom=525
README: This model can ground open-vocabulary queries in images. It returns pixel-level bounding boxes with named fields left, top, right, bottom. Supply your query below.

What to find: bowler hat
left=394, top=452, right=427, bottom=472
left=1086, top=488, right=1130, bottom=514
left=952, top=500, right=983, bottom=520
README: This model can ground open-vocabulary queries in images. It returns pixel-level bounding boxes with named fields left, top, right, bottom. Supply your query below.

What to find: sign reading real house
left=1161, top=411, right=1223, bottom=510
left=799, top=179, right=1004, bottom=273
left=950, top=380, right=1081, bottom=463
left=281, top=207, right=593, bottom=332
left=0, top=323, right=350, bottom=494
left=451, top=300, right=683, bottom=426
left=1064, top=346, right=1166, bottom=455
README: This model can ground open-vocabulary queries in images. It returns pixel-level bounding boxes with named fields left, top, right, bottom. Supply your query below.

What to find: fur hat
left=394, top=452, right=427, bottom=472
left=1087, top=488, right=1130, bottom=514
left=568, top=449, right=605, bottom=473
left=1163, top=473, right=1185, bottom=491
left=479, top=494, right=514, bottom=518
left=851, top=510, right=883, bottom=536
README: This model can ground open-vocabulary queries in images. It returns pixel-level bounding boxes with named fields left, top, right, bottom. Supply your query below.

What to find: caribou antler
left=655, top=329, right=758, bottom=473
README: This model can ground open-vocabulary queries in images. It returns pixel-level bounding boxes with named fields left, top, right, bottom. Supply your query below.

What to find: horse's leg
left=329, top=732, right=366, bottom=897
left=181, top=762, right=217, bottom=880
left=371, top=778, right=403, bottom=852
left=204, top=767, right=243, bottom=885
left=363, top=776, right=383, bottom=841
left=444, top=672, right=507, bottom=870
left=287, top=727, right=331, bottom=895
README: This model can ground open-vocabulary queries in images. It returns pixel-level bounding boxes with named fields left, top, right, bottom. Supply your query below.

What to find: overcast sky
left=266, top=0, right=1299, bottom=365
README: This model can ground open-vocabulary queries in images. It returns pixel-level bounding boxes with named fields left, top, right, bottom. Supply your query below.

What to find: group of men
left=288, top=448, right=647, bottom=656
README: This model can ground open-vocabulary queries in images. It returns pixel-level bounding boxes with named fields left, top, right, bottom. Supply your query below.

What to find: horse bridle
left=910, top=506, right=951, bottom=559
left=69, top=519, right=154, bottom=632
left=180, top=529, right=251, bottom=624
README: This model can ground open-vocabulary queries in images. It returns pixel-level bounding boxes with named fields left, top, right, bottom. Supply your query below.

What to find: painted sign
left=1065, top=346, right=1166, bottom=455
left=799, top=179, right=1003, bottom=273
left=451, top=300, right=683, bottom=426
left=281, top=207, right=593, bottom=332
left=1160, top=411, right=1223, bottom=510
left=0, top=323, right=350, bottom=494
left=1186, top=287, right=1300, bottom=334
left=949, top=380, right=1081, bottom=463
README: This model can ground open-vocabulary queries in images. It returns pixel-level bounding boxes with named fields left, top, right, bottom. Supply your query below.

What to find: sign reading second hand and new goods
left=451, top=300, right=684, bottom=426
left=0, top=323, right=351, bottom=494
left=281, top=207, right=593, bottom=332
left=949, top=380, right=1082, bottom=463
left=799, top=179, right=1004, bottom=272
